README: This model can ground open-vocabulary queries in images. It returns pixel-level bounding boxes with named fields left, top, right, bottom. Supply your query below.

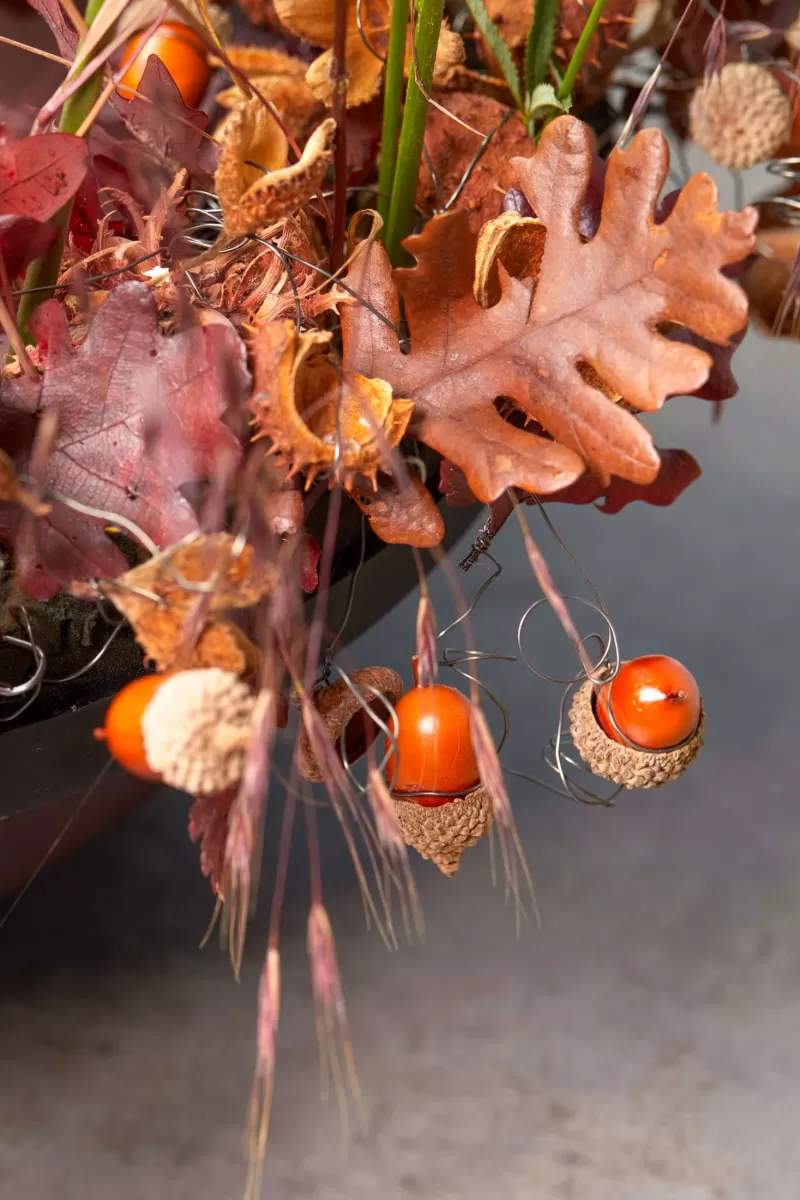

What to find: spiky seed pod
left=689, top=64, right=792, bottom=170
left=393, top=785, right=494, bottom=876
left=141, top=668, right=255, bottom=796
left=569, top=678, right=704, bottom=789
left=297, top=666, right=404, bottom=783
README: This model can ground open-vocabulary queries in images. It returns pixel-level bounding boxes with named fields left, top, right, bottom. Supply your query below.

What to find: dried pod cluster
left=688, top=64, right=792, bottom=170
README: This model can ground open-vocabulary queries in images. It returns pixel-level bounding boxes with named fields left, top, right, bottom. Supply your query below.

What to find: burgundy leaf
left=0, top=214, right=56, bottom=279
left=663, top=327, right=745, bottom=402
left=541, top=448, right=701, bottom=513
left=112, top=56, right=217, bottom=179
left=0, top=283, right=245, bottom=598
left=69, top=154, right=133, bottom=253
left=0, top=133, right=88, bottom=221
left=26, top=0, right=78, bottom=59
left=300, top=532, right=320, bottom=594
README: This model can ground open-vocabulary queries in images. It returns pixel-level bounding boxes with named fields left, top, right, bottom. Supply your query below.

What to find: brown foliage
left=92, top=534, right=275, bottom=674
left=344, top=117, right=756, bottom=504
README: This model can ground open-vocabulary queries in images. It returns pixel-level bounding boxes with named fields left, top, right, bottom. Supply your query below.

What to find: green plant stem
left=557, top=0, right=609, bottom=102
left=384, top=0, right=444, bottom=265
left=377, top=0, right=410, bottom=229
left=17, top=0, right=108, bottom=338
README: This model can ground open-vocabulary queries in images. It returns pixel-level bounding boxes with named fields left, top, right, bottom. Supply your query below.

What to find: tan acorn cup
left=569, top=655, right=704, bottom=789
left=297, top=666, right=404, bottom=782
left=385, top=664, right=493, bottom=876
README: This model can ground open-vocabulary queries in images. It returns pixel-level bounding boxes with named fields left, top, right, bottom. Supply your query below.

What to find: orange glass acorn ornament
left=95, top=673, right=166, bottom=781
left=595, top=655, right=701, bottom=750
left=118, top=22, right=211, bottom=107
left=386, top=664, right=493, bottom=876
left=386, top=680, right=480, bottom=805
left=569, top=654, right=704, bottom=790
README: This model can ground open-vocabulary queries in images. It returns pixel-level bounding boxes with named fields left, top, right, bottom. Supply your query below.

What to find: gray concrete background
left=0, top=31, right=799, bottom=1195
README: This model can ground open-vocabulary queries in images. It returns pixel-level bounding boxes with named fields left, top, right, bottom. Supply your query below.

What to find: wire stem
left=377, top=0, right=409, bottom=229
left=17, top=0, right=109, bottom=338
left=384, top=0, right=444, bottom=265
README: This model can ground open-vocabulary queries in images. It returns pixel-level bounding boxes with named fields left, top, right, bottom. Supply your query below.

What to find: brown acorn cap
left=297, top=666, right=404, bottom=783
left=688, top=63, right=792, bottom=170
left=568, top=677, right=704, bottom=790
left=393, top=785, right=494, bottom=876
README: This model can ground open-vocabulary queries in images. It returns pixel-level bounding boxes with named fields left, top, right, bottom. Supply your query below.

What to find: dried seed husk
left=393, top=785, right=494, bottom=876
left=569, top=677, right=704, bottom=789
left=297, top=665, right=404, bottom=782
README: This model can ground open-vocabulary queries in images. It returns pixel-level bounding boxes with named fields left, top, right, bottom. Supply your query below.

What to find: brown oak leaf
left=0, top=283, right=245, bottom=599
left=343, top=117, right=757, bottom=504
left=83, top=533, right=276, bottom=674
left=250, top=319, right=414, bottom=489
left=112, top=56, right=216, bottom=179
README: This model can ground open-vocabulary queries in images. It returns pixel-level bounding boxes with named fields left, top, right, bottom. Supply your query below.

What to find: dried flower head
left=689, top=63, right=792, bottom=169
left=141, top=668, right=256, bottom=795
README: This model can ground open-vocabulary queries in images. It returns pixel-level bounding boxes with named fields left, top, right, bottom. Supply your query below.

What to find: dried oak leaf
left=0, top=132, right=88, bottom=221
left=112, top=56, right=217, bottom=179
left=87, top=533, right=275, bottom=673
left=250, top=319, right=414, bottom=489
left=215, top=108, right=335, bottom=239
left=416, top=94, right=533, bottom=232
left=0, top=283, right=244, bottom=599
left=344, top=117, right=757, bottom=503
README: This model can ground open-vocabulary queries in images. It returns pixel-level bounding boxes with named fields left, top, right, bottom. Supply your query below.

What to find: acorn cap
left=297, top=666, right=404, bottom=783
left=141, top=668, right=255, bottom=796
left=393, top=785, right=494, bottom=876
left=688, top=63, right=792, bottom=170
left=568, top=677, right=704, bottom=790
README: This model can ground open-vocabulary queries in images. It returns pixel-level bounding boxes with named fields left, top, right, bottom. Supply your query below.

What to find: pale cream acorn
left=141, top=668, right=255, bottom=796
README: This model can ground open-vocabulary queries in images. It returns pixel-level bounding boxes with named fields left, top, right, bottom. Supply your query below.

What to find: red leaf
left=0, top=283, right=245, bottom=598
left=537, top=448, right=701, bottom=514
left=112, top=57, right=217, bottom=179
left=300, top=532, right=320, bottom=594
left=0, top=214, right=56, bottom=279
left=0, top=133, right=88, bottom=221
left=27, top=0, right=79, bottom=58
left=68, top=155, right=132, bottom=253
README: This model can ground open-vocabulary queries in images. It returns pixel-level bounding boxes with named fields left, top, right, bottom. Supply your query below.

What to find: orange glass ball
left=595, top=655, right=700, bottom=751
left=118, top=22, right=211, bottom=108
left=386, top=683, right=480, bottom=807
left=96, top=673, right=165, bottom=781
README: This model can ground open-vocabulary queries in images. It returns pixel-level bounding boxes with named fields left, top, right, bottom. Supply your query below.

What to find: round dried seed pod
left=688, top=63, right=792, bottom=170
left=568, top=677, right=704, bottom=790
left=141, top=668, right=255, bottom=796
left=297, top=666, right=404, bottom=783
left=393, top=785, right=494, bottom=876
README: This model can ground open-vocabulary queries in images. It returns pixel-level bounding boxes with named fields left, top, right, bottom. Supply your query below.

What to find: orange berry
left=118, top=22, right=211, bottom=108
left=96, top=673, right=166, bottom=781
left=595, top=655, right=700, bottom=751
left=386, top=684, right=480, bottom=806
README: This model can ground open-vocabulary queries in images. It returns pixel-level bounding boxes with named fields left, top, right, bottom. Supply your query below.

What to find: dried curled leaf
left=474, top=211, right=546, bottom=308
left=352, top=472, right=444, bottom=548
left=90, top=534, right=276, bottom=673
left=344, top=117, right=757, bottom=503
left=216, top=112, right=335, bottom=239
left=250, top=320, right=414, bottom=488
left=274, top=0, right=463, bottom=107
left=214, top=46, right=323, bottom=138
